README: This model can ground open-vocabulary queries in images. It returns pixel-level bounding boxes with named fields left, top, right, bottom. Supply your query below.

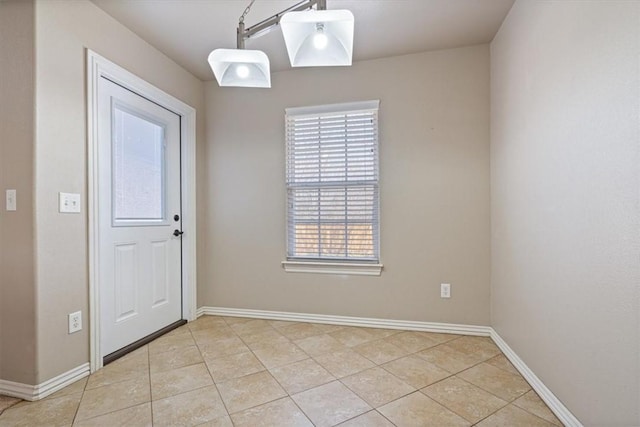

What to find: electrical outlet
left=440, top=283, right=451, bottom=298
left=68, top=311, right=82, bottom=334
left=6, top=189, right=16, bottom=211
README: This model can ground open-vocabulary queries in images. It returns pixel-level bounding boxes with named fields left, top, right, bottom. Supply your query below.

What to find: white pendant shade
left=281, top=9, right=354, bottom=67
left=208, top=49, right=271, bottom=88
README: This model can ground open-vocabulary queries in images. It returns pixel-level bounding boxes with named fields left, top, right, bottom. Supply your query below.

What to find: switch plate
left=440, top=283, right=451, bottom=298
left=68, top=311, right=82, bottom=334
left=5, top=189, right=16, bottom=211
left=59, top=192, right=81, bottom=213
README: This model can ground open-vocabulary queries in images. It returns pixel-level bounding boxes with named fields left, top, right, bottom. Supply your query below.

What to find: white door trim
left=87, top=50, right=197, bottom=372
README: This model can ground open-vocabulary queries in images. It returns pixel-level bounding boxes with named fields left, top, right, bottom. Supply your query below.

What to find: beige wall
left=490, top=1, right=640, bottom=425
left=32, top=0, right=205, bottom=383
left=202, top=45, right=491, bottom=326
left=0, top=0, right=37, bottom=384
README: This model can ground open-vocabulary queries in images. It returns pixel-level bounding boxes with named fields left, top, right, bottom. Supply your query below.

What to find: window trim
left=283, top=100, right=382, bottom=274
left=282, top=260, right=383, bottom=276
left=285, top=100, right=380, bottom=118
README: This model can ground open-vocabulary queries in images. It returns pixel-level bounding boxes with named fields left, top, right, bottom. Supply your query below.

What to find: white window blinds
left=286, top=100, right=380, bottom=262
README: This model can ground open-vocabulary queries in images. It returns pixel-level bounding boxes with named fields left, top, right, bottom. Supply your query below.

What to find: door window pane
left=113, top=106, right=165, bottom=221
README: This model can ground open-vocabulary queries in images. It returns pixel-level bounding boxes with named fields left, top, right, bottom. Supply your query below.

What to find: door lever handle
left=173, top=229, right=184, bottom=237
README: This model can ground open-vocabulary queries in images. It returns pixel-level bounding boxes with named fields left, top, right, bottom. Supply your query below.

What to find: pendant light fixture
left=208, top=48, right=271, bottom=88
left=208, top=0, right=354, bottom=88
left=280, top=9, right=354, bottom=67
left=208, top=2, right=271, bottom=88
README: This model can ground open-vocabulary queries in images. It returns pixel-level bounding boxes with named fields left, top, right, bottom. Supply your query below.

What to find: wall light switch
left=59, top=192, right=81, bottom=213
left=5, top=189, right=16, bottom=211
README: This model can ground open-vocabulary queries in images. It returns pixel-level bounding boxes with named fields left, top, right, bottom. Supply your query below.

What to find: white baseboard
left=0, top=379, right=33, bottom=401
left=197, top=306, right=581, bottom=426
left=490, top=331, right=582, bottom=427
left=0, top=363, right=90, bottom=402
left=197, top=306, right=492, bottom=336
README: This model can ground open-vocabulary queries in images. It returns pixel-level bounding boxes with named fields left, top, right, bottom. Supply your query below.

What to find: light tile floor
left=0, top=316, right=563, bottom=426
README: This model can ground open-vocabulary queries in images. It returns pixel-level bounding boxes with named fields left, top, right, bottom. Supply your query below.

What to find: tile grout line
left=434, top=368, right=539, bottom=426
left=72, top=348, right=151, bottom=424
left=229, top=320, right=317, bottom=422
left=461, top=355, right=560, bottom=422
left=213, top=318, right=365, bottom=425
left=510, top=391, right=563, bottom=426
left=69, top=373, right=89, bottom=426
left=190, top=322, right=234, bottom=423
left=455, top=361, right=532, bottom=403
left=420, top=375, right=510, bottom=424
left=252, top=338, right=318, bottom=423
left=196, top=341, right=233, bottom=424
left=214, top=318, right=315, bottom=421
left=287, top=392, right=318, bottom=427
left=374, top=408, right=399, bottom=427
left=0, top=396, right=23, bottom=416
left=469, top=396, right=558, bottom=427
left=148, top=343, right=154, bottom=426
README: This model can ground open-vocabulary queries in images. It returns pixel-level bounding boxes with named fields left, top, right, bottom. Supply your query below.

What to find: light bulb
left=313, top=23, right=328, bottom=50
left=236, top=64, right=250, bottom=78
left=313, top=32, right=328, bottom=49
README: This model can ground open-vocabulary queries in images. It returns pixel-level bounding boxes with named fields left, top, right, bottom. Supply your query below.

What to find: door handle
left=173, top=229, right=184, bottom=237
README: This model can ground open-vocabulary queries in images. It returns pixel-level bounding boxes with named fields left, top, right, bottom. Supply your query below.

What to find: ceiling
left=91, top=0, right=515, bottom=81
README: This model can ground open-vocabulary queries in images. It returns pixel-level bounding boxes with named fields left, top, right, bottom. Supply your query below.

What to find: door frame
left=86, top=50, right=197, bottom=372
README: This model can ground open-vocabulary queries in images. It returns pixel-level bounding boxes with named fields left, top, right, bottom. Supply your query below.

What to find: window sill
left=282, top=260, right=383, bottom=276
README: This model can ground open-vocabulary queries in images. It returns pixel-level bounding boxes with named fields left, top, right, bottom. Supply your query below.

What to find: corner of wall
left=0, top=0, right=38, bottom=386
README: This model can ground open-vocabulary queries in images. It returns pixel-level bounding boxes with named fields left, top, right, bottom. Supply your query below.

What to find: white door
left=97, top=76, right=182, bottom=356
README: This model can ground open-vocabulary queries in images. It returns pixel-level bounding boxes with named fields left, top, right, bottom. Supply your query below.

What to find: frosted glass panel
left=113, top=106, right=165, bottom=221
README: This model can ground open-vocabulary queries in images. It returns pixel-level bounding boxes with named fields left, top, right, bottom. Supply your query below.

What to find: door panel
left=98, top=76, right=182, bottom=356
left=151, top=239, right=170, bottom=307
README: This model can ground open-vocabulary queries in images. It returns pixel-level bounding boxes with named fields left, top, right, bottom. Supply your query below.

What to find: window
left=112, top=105, right=166, bottom=224
left=284, top=100, right=382, bottom=275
